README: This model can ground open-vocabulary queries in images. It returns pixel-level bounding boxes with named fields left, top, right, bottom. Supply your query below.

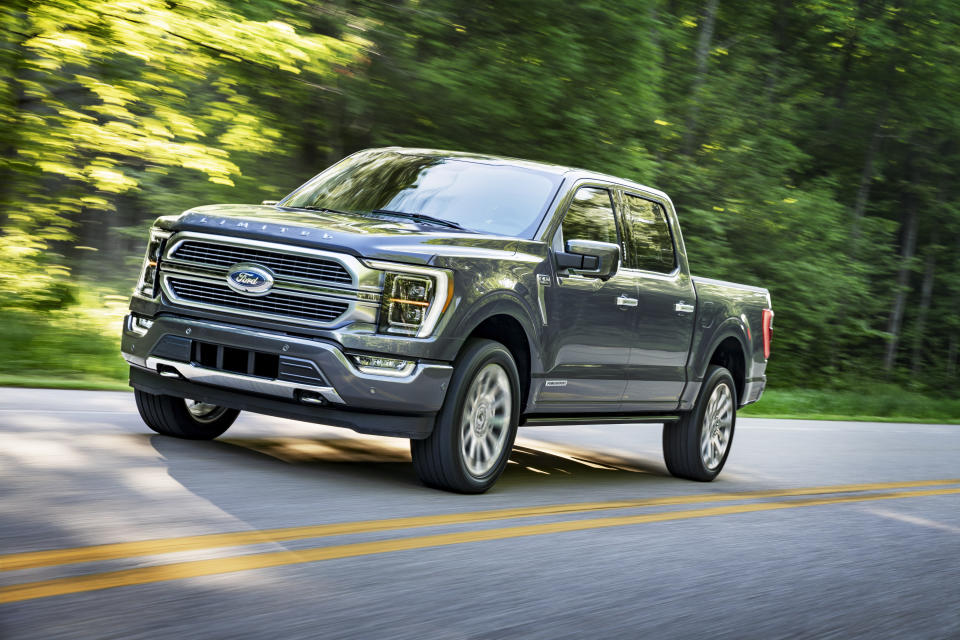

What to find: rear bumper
left=122, top=314, right=452, bottom=438
left=741, top=375, right=766, bottom=406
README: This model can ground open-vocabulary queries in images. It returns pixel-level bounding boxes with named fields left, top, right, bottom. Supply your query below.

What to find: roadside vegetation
left=0, top=287, right=129, bottom=391
left=740, top=389, right=960, bottom=424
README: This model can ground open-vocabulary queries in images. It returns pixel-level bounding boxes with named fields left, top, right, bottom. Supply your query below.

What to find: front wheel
left=135, top=389, right=239, bottom=440
left=410, top=339, right=520, bottom=493
left=662, top=365, right=737, bottom=481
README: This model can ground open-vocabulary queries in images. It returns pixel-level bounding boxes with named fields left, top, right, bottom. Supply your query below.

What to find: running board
left=521, top=414, right=681, bottom=427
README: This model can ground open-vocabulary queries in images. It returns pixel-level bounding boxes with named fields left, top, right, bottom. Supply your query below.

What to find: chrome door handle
left=674, top=302, right=695, bottom=314
left=617, top=295, right=639, bottom=308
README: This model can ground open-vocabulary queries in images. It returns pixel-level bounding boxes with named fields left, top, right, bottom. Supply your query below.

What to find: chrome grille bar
left=172, top=240, right=352, bottom=284
left=168, top=278, right=349, bottom=323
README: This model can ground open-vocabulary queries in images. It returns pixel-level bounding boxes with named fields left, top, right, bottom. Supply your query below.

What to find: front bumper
left=122, top=314, right=453, bottom=438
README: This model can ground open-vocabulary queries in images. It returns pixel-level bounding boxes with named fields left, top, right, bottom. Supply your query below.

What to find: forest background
left=1, top=0, right=958, bottom=421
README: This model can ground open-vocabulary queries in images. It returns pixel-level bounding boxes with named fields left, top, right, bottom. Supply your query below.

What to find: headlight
left=366, top=261, right=453, bottom=337
left=135, top=228, right=171, bottom=298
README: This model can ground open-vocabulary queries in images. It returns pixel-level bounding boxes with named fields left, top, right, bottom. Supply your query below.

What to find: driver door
left=539, top=185, right=636, bottom=408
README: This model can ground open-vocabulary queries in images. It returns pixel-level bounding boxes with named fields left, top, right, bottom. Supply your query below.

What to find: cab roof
left=376, top=147, right=671, bottom=203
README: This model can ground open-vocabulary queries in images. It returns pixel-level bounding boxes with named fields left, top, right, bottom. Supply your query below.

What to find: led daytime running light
left=367, top=261, right=452, bottom=338
left=136, top=228, right=171, bottom=298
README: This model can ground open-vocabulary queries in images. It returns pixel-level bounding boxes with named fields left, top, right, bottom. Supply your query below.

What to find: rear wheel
left=410, top=339, right=520, bottom=493
left=134, top=389, right=239, bottom=440
left=662, top=365, right=736, bottom=481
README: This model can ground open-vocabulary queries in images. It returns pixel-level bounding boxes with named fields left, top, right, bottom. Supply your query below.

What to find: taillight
left=762, top=309, right=774, bottom=359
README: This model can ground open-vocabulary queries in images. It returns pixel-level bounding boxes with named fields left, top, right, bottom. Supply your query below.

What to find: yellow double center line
left=2, top=479, right=958, bottom=605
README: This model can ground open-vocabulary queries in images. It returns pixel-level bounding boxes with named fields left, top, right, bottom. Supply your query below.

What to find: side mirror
left=556, top=239, right=620, bottom=280
left=261, top=200, right=279, bottom=206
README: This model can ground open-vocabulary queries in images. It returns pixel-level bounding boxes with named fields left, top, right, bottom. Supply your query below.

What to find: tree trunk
left=909, top=252, right=935, bottom=375
left=883, top=199, right=918, bottom=373
left=682, top=0, right=719, bottom=155
left=948, top=333, right=958, bottom=379
left=829, top=0, right=866, bottom=120
left=851, top=104, right=887, bottom=241
left=0, top=12, right=33, bottom=235
left=762, top=0, right=787, bottom=104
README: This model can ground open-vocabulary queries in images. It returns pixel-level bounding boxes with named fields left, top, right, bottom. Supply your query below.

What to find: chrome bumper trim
left=123, top=315, right=455, bottom=413
left=144, top=356, right=346, bottom=404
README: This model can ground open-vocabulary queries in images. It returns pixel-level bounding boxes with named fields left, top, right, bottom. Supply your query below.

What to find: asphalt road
left=1, top=389, right=959, bottom=639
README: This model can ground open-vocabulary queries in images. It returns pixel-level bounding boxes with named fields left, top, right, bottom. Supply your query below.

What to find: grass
left=0, top=375, right=130, bottom=391
left=741, top=388, right=960, bottom=424
left=0, top=289, right=129, bottom=389
left=0, top=296, right=957, bottom=423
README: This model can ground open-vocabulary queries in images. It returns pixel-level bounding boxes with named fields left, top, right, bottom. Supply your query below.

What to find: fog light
left=351, top=354, right=415, bottom=377
left=127, top=314, right=155, bottom=336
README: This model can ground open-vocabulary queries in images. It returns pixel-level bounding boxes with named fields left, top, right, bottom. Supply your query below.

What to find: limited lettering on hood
left=195, top=216, right=334, bottom=239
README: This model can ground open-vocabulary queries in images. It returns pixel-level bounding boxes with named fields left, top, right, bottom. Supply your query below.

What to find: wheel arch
left=708, top=336, right=747, bottom=405
left=452, top=297, right=541, bottom=414
left=684, top=318, right=750, bottom=408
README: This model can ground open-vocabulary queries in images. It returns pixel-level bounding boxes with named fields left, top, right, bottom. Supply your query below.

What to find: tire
left=134, top=389, right=239, bottom=440
left=410, top=338, right=520, bottom=493
left=663, top=365, right=737, bottom=481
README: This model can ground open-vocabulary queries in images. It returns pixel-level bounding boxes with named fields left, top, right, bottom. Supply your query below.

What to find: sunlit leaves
left=0, top=0, right=364, bottom=304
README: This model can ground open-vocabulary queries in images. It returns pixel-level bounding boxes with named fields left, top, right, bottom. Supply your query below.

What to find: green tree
left=0, top=0, right=363, bottom=304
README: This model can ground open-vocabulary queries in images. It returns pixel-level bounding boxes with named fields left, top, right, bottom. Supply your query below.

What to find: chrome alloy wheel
left=700, top=382, right=733, bottom=470
left=185, top=399, right=229, bottom=424
left=460, top=362, right=512, bottom=477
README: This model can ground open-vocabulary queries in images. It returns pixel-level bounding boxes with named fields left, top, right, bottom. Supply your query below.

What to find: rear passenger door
left=617, top=191, right=696, bottom=409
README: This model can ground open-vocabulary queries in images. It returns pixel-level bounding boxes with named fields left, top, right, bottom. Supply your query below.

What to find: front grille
left=171, top=240, right=352, bottom=285
left=168, top=278, right=349, bottom=323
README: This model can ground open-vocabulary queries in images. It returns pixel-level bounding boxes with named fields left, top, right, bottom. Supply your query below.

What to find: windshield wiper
left=371, top=209, right=467, bottom=230
left=295, top=205, right=356, bottom=216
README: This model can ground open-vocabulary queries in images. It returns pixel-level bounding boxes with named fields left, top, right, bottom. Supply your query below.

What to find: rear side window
left=622, top=194, right=675, bottom=273
left=561, top=187, right=618, bottom=245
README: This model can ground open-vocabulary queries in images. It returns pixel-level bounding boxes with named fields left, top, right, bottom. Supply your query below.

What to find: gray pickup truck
left=122, top=147, right=773, bottom=493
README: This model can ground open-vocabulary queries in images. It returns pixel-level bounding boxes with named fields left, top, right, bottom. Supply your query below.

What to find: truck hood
left=156, top=204, right=520, bottom=265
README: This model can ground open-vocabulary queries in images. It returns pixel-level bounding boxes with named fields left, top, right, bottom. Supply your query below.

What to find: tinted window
left=561, top=187, right=618, bottom=245
left=281, top=150, right=562, bottom=237
left=622, top=194, right=675, bottom=273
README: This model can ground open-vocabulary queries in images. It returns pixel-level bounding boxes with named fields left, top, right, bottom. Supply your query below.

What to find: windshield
left=280, top=150, right=563, bottom=237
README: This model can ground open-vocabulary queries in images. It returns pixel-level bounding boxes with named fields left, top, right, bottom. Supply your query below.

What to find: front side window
left=622, top=193, right=675, bottom=273
left=561, top=186, right=618, bottom=245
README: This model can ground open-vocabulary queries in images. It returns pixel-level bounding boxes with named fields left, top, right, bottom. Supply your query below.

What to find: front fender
left=448, top=291, right=544, bottom=375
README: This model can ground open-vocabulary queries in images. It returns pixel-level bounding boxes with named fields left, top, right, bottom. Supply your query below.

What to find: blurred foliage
left=740, top=387, right=960, bottom=423
left=0, top=0, right=366, bottom=304
left=1, top=0, right=959, bottom=394
left=0, top=289, right=128, bottom=381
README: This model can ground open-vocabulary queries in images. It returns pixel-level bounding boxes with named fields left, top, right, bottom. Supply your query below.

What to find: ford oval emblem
left=226, top=263, right=274, bottom=296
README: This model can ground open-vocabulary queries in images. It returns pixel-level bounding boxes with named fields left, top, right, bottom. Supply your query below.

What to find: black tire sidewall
left=690, top=365, right=737, bottom=478
left=135, top=389, right=238, bottom=440
left=171, top=398, right=238, bottom=439
left=436, top=339, right=520, bottom=492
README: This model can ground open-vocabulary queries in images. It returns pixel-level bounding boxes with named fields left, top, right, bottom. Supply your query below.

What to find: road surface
left=1, top=389, right=958, bottom=639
